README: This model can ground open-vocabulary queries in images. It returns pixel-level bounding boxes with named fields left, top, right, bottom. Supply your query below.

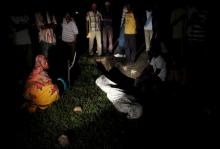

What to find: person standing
left=86, top=3, right=103, bottom=56
left=102, top=1, right=113, bottom=55
left=62, top=13, right=78, bottom=61
left=114, top=5, right=127, bottom=58
left=124, top=4, right=137, bottom=63
left=35, top=11, right=57, bottom=57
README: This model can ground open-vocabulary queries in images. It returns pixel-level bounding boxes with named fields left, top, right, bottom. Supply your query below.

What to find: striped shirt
left=187, top=8, right=208, bottom=42
left=62, top=19, right=78, bottom=42
left=86, top=11, right=102, bottom=31
left=35, top=12, right=57, bottom=44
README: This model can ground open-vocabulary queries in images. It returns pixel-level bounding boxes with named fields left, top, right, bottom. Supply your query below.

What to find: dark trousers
left=65, top=42, right=76, bottom=62
left=40, top=41, right=53, bottom=57
left=125, top=34, right=136, bottom=63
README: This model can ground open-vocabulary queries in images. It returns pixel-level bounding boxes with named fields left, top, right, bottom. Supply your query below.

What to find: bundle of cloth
left=95, top=62, right=143, bottom=119
left=23, top=55, right=60, bottom=112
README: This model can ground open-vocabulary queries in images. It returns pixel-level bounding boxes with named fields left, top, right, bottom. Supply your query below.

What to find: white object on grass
left=96, top=75, right=143, bottom=119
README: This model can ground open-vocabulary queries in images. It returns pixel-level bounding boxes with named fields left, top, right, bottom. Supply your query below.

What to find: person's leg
left=130, top=35, right=136, bottom=63
left=145, top=30, right=150, bottom=52
left=67, top=42, right=76, bottom=62
left=47, top=43, right=54, bottom=58
left=89, top=31, right=95, bottom=55
left=144, top=30, right=149, bottom=51
left=40, top=41, right=47, bottom=56
left=102, top=27, right=108, bottom=54
left=125, top=35, right=131, bottom=62
left=108, top=26, right=113, bottom=53
left=96, top=31, right=102, bottom=56
left=118, top=28, right=125, bottom=55
left=149, top=30, right=153, bottom=41
left=41, top=42, right=51, bottom=58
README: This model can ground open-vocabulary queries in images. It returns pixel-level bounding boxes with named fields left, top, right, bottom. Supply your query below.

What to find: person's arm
left=86, top=12, right=89, bottom=34
left=100, top=12, right=103, bottom=30
left=134, top=12, right=139, bottom=34
left=86, top=21, right=89, bottom=34
left=40, top=15, right=57, bottom=29
left=153, top=56, right=165, bottom=76
left=72, top=20, right=78, bottom=41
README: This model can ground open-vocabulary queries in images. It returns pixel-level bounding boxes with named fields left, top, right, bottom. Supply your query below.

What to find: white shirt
left=144, top=11, right=153, bottom=30
left=62, top=19, right=78, bottom=42
left=150, top=55, right=167, bottom=81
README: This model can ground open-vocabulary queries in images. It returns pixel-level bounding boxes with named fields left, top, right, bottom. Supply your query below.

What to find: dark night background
left=1, top=0, right=216, bottom=148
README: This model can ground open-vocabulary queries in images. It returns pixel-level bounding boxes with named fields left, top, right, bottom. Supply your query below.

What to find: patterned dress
left=24, top=55, right=59, bottom=112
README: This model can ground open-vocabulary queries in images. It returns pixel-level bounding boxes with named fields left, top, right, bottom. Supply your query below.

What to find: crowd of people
left=11, top=1, right=208, bottom=113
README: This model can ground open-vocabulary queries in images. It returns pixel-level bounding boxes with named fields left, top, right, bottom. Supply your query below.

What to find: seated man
left=135, top=42, right=167, bottom=93
left=23, top=55, right=60, bottom=112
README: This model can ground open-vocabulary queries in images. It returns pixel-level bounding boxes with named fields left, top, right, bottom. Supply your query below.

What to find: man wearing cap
left=86, top=3, right=103, bottom=56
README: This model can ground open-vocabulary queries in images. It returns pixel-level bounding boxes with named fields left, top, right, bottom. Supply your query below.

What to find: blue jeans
left=117, top=28, right=125, bottom=54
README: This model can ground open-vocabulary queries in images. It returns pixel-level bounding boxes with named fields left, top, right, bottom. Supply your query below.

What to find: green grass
left=16, top=56, right=145, bottom=149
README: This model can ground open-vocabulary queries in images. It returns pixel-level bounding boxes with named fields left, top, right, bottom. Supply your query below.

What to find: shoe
left=114, top=53, right=124, bottom=58
left=114, top=53, right=120, bottom=57
left=97, top=52, right=102, bottom=56
left=108, top=51, right=113, bottom=55
left=105, top=51, right=112, bottom=56
left=89, top=51, right=94, bottom=56
left=96, top=51, right=102, bottom=56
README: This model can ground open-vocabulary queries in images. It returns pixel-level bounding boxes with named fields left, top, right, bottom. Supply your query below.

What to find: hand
left=86, top=32, right=91, bottom=38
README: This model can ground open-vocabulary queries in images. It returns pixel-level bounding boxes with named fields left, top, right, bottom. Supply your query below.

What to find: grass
left=15, top=54, right=213, bottom=148
left=16, top=56, right=145, bottom=149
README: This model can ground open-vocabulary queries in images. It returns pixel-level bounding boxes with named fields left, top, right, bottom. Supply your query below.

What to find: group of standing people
left=86, top=2, right=113, bottom=56
left=86, top=2, right=139, bottom=64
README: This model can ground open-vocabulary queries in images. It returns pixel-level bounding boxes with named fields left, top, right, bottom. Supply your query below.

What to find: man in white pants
left=86, top=3, right=103, bottom=56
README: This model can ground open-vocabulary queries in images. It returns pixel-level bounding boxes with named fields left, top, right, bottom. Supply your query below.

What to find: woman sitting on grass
left=23, top=55, right=60, bottom=112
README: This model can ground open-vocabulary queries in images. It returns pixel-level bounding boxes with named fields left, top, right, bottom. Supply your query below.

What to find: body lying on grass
left=95, top=61, right=143, bottom=119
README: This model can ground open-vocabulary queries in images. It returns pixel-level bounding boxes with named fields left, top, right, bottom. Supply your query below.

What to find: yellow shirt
left=124, top=12, right=136, bottom=34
